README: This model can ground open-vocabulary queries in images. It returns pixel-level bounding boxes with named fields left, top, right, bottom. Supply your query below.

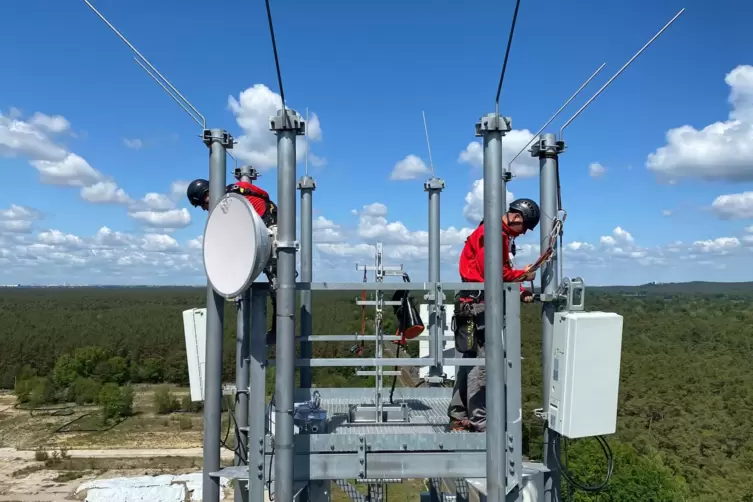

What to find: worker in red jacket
left=186, top=178, right=279, bottom=343
left=448, top=198, right=540, bottom=432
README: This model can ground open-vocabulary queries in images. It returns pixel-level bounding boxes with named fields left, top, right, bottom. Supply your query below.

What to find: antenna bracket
left=269, top=109, right=306, bottom=135
left=474, top=113, right=511, bottom=137
left=202, top=130, right=235, bottom=149
left=423, top=178, right=445, bottom=192
left=298, top=176, right=317, bottom=191
left=530, top=137, right=566, bottom=159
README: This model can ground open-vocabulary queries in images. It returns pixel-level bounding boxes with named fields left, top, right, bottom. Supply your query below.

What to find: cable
left=495, top=0, right=522, bottom=108
left=264, top=0, right=289, bottom=125
left=265, top=392, right=276, bottom=501
left=388, top=342, right=401, bottom=404
left=551, top=434, right=614, bottom=493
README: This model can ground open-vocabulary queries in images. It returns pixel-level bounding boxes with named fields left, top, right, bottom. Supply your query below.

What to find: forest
left=1, top=283, right=752, bottom=501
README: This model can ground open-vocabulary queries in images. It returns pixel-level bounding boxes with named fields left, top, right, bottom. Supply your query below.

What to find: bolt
left=360, top=459, right=364, bottom=465
left=403, top=443, right=407, bottom=450
left=439, top=443, right=443, bottom=449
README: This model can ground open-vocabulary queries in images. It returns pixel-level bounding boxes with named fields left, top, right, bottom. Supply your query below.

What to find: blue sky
left=1, top=0, right=753, bottom=286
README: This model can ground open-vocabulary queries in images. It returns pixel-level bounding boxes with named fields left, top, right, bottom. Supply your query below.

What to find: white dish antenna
left=203, top=193, right=272, bottom=298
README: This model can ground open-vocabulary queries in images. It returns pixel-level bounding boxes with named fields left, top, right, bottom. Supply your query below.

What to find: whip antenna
left=264, top=0, right=290, bottom=125
left=422, top=110, right=435, bottom=177
left=82, top=0, right=206, bottom=129
left=508, top=62, right=606, bottom=169
left=495, top=0, right=522, bottom=114
left=305, top=107, right=309, bottom=175
left=559, top=8, right=685, bottom=140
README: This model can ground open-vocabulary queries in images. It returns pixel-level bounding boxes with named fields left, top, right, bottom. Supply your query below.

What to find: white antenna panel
left=418, top=303, right=458, bottom=381
left=203, top=193, right=272, bottom=299
left=182, top=308, right=207, bottom=402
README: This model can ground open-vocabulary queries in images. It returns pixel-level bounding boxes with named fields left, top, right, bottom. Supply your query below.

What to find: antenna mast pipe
left=425, top=175, right=445, bottom=385
left=508, top=62, right=606, bottom=169
left=476, top=112, right=511, bottom=502
left=270, top=109, right=305, bottom=502
left=298, top=173, right=316, bottom=389
left=202, top=129, right=232, bottom=502
left=559, top=8, right=685, bottom=140
left=81, top=0, right=206, bottom=129
left=533, top=133, right=565, bottom=502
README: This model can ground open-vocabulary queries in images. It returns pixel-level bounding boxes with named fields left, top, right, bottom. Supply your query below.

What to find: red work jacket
left=458, top=221, right=528, bottom=285
left=227, top=181, right=277, bottom=227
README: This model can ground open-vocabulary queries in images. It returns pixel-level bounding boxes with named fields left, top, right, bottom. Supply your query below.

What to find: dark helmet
left=508, top=198, right=540, bottom=231
left=187, top=179, right=209, bottom=207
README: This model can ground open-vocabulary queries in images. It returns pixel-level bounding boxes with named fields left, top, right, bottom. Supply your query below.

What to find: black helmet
left=508, top=198, right=540, bottom=231
left=187, top=179, right=209, bottom=207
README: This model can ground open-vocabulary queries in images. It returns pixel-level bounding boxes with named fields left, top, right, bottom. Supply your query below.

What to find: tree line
left=1, top=285, right=752, bottom=500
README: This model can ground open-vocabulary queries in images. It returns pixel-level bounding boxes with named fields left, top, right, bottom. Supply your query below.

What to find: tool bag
left=451, top=294, right=485, bottom=354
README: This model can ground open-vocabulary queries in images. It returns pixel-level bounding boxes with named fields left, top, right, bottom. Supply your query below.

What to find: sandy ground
left=0, top=448, right=235, bottom=501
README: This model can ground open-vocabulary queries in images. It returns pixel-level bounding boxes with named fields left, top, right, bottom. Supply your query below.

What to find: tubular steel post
left=202, top=128, right=232, bottom=502
left=235, top=290, right=250, bottom=502
left=298, top=175, right=316, bottom=388
left=532, top=133, right=565, bottom=502
left=425, top=177, right=445, bottom=385
left=270, top=109, right=305, bottom=502
left=475, top=112, right=511, bottom=502
left=248, top=287, right=268, bottom=502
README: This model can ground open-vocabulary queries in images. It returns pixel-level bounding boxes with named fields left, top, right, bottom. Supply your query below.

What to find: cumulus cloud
left=227, top=84, right=326, bottom=171
left=588, top=162, right=606, bottom=178
left=710, top=191, right=753, bottom=219
left=461, top=178, right=515, bottom=224
left=0, top=204, right=42, bottom=234
left=646, top=65, right=753, bottom=182
left=458, top=129, right=539, bottom=178
left=123, top=138, right=143, bottom=150
left=390, top=154, right=431, bottom=180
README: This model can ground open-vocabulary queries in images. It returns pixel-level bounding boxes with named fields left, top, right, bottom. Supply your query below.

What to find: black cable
left=264, top=0, right=289, bottom=127
left=552, top=434, right=614, bottom=493
left=495, top=0, right=522, bottom=106
left=265, top=392, right=276, bottom=501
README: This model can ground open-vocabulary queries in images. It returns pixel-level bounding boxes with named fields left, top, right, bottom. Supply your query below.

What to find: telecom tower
left=80, top=1, right=685, bottom=501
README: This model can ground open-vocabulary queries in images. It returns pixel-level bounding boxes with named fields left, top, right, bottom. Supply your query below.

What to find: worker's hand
left=520, top=290, right=534, bottom=303
left=521, top=264, right=536, bottom=281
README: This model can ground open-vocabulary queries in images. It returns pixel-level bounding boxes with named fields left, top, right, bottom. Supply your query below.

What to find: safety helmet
left=508, top=198, right=540, bottom=231
left=187, top=179, right=210, bottom=207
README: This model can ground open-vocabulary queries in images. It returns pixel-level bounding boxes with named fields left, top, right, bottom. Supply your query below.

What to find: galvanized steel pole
left=476, top=112, right=510, bottom=502
left=425, top=177, right=445, bottom=385
left=298, top=175, right=316, bottom=388
left=202, top=128, right=232, bottom=502
left=533, top=133, right=564, bottom=502
left=248, top=286, right=268, bottom=502
left=270, top=109, right=305, bottom=501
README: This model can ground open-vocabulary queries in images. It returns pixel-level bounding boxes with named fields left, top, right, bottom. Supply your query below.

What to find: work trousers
left=447, top=344, right=486, bottom=431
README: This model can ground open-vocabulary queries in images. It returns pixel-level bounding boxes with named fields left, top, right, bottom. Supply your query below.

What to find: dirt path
left=0, top=447, right=234, bottom=461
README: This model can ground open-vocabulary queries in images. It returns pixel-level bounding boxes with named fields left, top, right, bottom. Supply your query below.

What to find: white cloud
left=462, top=178, right=515, bottom=224
left=81, top=181, right=131, bottom=204
left=28, top=112, right=71, bottom=134
left=128, top=208, right=191, bottom=230
left=662, top=209, right=672, bottom=216
left=646, top=65, right=753, bottom=182
left=312, top=216, right=347, bottom=243
left=123, top=138, right=143, bottom=150
left=0, top=204, right=42, bottom=234
left=692, top=237, right=741, bottom=254
left=588, top=162, right=606, bottom=178
left=458, top=129, right=539, bottom=178
left=390, top=154, right=431, bottom=180
left=227, top=84, right=325, bottom=171
left=710, top=191, right=753, bottom=219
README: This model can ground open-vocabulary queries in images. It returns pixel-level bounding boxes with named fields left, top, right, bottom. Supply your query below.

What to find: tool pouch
left=451, top=300, right=485, bottom=354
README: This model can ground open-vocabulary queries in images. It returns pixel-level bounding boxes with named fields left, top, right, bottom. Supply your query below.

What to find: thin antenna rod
left=264, top=0, right=288, bottom=121
left=228, top=151, right=238, bottom=172
left=508, top=62, right=606, bottom=169
left=305, top=107, right=309, bottom=176
left=81, top=0, right=206, bottom=129
left=422, top=110, right=435, bottom=177
left=559, top=8, right=685, bottom=140
left=495, top=0, right=522, bottom=114
left=133, top=58, right=203, bottom=128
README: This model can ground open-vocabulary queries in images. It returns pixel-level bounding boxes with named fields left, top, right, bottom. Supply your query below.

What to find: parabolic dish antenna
left=203, top=193, right=272, bottom=298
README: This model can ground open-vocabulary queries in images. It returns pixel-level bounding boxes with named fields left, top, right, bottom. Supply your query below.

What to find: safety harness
left=227, top=183, right=278, bottom=228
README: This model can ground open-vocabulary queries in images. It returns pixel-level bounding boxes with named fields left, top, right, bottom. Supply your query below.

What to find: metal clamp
left=202, top=129, right=235, bottom=148
left=424, top=177, right=445, bottom=192
left=558, top=276, right=585, bottom=311
left=269, top=109, right=306, bottom=135
left=275, top=240, right=299, bottom=251
left=474, top=113, right=512, bottom=136
left=298, top=175, right=317, bottom=190
left=530, top=137, right=566, bottom=158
